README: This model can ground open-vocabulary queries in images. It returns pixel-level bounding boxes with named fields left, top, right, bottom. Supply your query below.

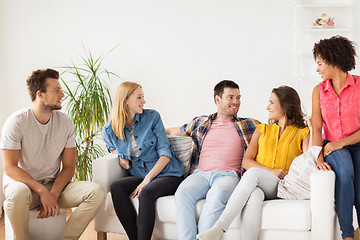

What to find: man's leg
left=175, top=170, right=210, bottom=240
left=197, top=171, right=239, bottom=233
left=4, top=181, right=41, bottom=240
left=57, top=181, right=106, bottom=240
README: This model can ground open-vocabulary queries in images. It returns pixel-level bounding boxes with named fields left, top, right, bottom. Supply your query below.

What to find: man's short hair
left=26, top=68, right=59, bottom=101
left=213, top=80, right=239, bottom=101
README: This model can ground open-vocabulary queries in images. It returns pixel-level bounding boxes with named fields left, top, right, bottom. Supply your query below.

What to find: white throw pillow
left=277, top=146, right=322, bottom=200
left=167, top=135, right=193, bottom=177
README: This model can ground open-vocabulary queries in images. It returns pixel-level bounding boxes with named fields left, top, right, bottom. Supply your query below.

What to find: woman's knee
left=139, top=185, right=156, bottom=201
left=241, top=168, right=264, bottom=183
left=110, top=180, right=127, bottom=197
left=246, top=188, right=265, bottom=206
left=326, top=149, right=353, bottom=172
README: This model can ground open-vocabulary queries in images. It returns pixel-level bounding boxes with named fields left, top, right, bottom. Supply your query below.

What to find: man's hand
left=119, top=158, right=131, bottom=170
left=37, top=189, right=60, bottom=219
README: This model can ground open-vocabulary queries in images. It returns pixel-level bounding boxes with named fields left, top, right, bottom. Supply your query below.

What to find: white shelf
left=296, top=3, right=353, bottom=7
left=294, top=0, right=353, bottom=110
left=296, top=27, right=352, bottom=32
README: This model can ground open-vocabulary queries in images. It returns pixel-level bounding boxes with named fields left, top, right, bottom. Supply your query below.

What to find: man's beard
left=44, top=104, right=62, bottom=111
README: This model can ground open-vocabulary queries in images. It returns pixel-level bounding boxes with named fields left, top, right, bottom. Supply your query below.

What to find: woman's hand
left=323, top=141, right=344, bottom=157
left=118, top=158, right=131, bottom=170
left=130, top=177, right=151, bottom=198
left=316, top=157, right=332, bottom=171
left=271, top=168, right=287, bottom=179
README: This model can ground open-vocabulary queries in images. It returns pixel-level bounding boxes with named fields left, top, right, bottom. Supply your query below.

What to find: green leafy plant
left=60, top=47, right=119, bottom=181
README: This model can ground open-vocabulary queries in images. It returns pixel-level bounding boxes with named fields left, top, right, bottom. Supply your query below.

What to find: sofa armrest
left=93, top=154, right=127, bottom=193
left=310, top=170, right=336, bottom=240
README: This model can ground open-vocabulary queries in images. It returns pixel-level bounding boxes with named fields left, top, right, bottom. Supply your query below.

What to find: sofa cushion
left=167, top=135, right=193, bottom=177
left=277, top=146, right=322, bottom=200
left=105, top=194, right=311, bottom=231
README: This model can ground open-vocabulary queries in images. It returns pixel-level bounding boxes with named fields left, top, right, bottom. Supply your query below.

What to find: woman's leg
left=240, top=187, right=265, bottom=240
left=110, top=176, right=142, bottom=240
left=325, top=146, right=355, bottom=239
left=197, top=168, right=279, bottom=240
left=138, top=176, right=183, bottom=240
left=348, top=143, right=360, bottom=236
left=216, top=168, right=278, bottom=231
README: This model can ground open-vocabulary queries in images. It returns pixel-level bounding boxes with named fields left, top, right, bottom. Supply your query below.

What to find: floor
left=0, top=209, right=128, bottom=240
left=0, top=209, right=359, bottom=240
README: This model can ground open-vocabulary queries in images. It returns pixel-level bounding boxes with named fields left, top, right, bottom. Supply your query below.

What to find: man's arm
left=2, top=149, right=59, bottom=218
left=38, top=147, right=76, bottom=219
left=165, top=127, right=183, bottom=136
left=2, top=149, right=49, bottom=194
left=51, top=147, right=76, bottom=198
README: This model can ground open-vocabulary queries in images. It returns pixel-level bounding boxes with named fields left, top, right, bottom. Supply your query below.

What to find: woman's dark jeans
left=110, top=175, right=183, bottom=240
left=323, top=140, right=360, bottom=239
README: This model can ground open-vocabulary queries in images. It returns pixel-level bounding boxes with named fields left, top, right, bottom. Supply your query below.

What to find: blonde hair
left=111, top=81, right=141, bottom=140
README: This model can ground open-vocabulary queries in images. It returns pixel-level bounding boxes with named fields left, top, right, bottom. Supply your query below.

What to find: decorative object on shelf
left=313, top=13, right=335, bottom=28
left=60, top=45, right=120, bottom=181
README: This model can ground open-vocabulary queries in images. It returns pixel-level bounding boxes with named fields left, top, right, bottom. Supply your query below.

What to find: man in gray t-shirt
left=1, top=68, right=106, bottom=240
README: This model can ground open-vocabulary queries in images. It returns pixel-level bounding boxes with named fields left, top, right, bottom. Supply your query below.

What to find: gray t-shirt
left=0, top=108, right=75, bottom=188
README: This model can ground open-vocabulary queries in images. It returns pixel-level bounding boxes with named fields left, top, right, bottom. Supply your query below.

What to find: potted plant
left=60, top=47, right=119, bottom=181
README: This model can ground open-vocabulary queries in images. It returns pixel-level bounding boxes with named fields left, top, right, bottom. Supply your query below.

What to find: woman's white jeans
left=216, top=168, right=280, bottom=240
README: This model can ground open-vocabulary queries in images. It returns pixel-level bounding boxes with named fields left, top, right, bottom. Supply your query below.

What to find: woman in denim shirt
left=102, top=81, right=184, bottom=240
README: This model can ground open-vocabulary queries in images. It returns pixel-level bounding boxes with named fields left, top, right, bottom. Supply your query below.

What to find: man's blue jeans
left=174, top=169, right=239, bottom=240
left=323, top=140, right=360, bottom=239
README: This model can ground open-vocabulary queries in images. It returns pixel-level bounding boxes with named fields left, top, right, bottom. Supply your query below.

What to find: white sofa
left=93, top=154, right=357, bottom=240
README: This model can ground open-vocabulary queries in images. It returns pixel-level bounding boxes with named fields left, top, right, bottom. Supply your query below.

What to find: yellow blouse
left=255, top=123, right=309, bottom=173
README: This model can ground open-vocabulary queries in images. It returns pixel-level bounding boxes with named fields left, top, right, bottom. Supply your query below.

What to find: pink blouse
left=320, top=73, right=360, bottom=142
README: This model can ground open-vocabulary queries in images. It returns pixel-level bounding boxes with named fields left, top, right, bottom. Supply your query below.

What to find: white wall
left=1, top=0, right=359, bottom=214
left=0, top=0, right=301, bottom=128
left=1, top=0, right=360, bottom=125
left=0, top=1, right=359, bottom=134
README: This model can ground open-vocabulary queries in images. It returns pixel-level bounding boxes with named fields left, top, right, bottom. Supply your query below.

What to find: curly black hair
left=312, top=35, right=357, bottom=72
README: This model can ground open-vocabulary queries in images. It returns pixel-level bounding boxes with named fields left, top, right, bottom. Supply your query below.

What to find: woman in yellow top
left=197, top=86, right=310, bottom=240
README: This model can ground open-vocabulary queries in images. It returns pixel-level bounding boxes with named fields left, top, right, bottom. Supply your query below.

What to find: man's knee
left=206, top=187, right=233, bottom=206
left=88, top=182, right=106, bottom=202
left=5, top=182, right=32, bottom=206
left=175, top=183, right=195, bottom=203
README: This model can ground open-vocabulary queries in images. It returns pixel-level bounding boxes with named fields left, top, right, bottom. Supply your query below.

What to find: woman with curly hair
left=197, top=86, right=310, bottom=240
left=311, top=35, right=360, bottom=240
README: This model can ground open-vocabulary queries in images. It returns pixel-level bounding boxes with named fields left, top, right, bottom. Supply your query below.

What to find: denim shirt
left=102, top=109, right=184, bottom=179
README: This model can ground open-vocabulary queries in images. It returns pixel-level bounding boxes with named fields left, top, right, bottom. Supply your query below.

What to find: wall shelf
left=296, top=3, right=352, bottom=7
left=294, top=0, right=354, bottom=113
